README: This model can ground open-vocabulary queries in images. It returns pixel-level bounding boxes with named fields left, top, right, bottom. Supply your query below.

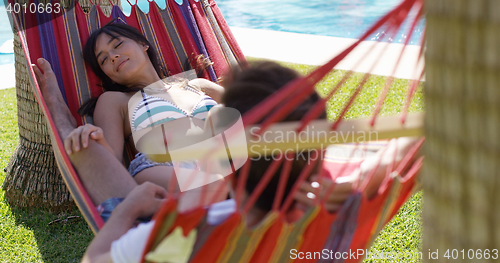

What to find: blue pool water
left=0, top=0, right=423, bottom=66
left=0, top=6, right=14, bottom=65
left=124, top=0, right=424, bottom=45
left=215, top=0, right=424, bottom=44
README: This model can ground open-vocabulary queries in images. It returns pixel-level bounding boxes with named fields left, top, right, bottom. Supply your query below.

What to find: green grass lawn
left=0, top=88, right=94, bottom=262
left=0, top=60, right=424, bottom=262
left=276, top=61, right=424, bottom=263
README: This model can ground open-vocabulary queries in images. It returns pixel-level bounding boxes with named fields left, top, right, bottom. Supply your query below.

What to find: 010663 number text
left=6, top=3, right=62, bottom=14
left=444, top=249, right=498, bottom=260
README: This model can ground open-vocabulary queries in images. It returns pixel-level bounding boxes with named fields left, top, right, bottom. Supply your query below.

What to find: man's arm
left=295, top=137, right=421, bottom=211
left=82, top=182, right=167, bottom=263
left=359, top=137, right=421, bottom=199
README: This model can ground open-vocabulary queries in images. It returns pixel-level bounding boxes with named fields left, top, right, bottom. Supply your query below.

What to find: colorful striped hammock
left=139, top=0, right=426, bottom=262
left=9, top=0, right=425, bottom=262
left=9, top=0, right=245, bottom=232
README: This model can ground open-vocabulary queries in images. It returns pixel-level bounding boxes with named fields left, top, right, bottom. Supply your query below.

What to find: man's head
left=222, top=61, right=325, bottom=212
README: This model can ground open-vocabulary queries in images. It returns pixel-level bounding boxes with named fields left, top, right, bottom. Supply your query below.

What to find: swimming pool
left=0, top=6, right=14, bottom=65
left=0, top=0, right=423, bottom=66
left=215, top=0, right=423, bottom=45
left=124, top=0, right=424, bottom=45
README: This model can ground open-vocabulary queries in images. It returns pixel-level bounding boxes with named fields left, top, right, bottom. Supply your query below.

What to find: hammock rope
left=10, top=0, right=426, bottom=261
left=141, top=1, right=426, bottom=261
left=8, top=0, right=246, bottom=233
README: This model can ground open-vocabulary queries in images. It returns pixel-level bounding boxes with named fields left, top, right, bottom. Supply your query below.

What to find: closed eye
left=99, top=40, right=122, bottom=65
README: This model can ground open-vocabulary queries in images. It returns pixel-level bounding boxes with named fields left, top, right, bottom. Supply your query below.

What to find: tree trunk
left=2, top=0, right=120, bottom=210
left=423, top=0, right=500, bottom=261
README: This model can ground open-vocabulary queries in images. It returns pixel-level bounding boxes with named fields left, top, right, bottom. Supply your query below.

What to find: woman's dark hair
left=78, top=21, right=166, bottom=116
left=222, top=61, right=326, bottom=212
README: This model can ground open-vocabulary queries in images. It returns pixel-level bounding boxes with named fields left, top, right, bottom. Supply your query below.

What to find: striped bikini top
left=131, top=87, right=217, bottom=133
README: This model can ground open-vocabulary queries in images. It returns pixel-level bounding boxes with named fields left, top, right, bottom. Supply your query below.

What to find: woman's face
left=94, top=33, right=150, bottom=87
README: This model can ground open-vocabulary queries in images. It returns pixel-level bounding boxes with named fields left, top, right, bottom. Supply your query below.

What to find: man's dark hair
left=222, top=61, right=326, bottom=212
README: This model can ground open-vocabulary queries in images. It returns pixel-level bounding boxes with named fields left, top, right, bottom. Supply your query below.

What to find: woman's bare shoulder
left=96, top=91, right=133, bottom=105
left=97, top=91, right=131, bottom=100
left=94, top=91, right=135, bottom=117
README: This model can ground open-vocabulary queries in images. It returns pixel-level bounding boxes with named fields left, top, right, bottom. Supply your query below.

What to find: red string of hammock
left=143, top=1, right=426, bottom=261
left=153, top=0, right=426, bottom=221
left=235, top=0, right=425, bottom=212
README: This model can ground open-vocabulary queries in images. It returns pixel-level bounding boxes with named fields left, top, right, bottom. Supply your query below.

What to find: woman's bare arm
left=188, top=78, right=225, bottom=103
left=93, top=92, right=130, bottom=162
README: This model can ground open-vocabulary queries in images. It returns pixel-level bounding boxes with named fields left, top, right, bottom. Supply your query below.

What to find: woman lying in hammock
left=33, top=22, right=355, bottom=222
left=34, top=21, right=230, bottom=221
left=81, top=61, right=419, bottom=263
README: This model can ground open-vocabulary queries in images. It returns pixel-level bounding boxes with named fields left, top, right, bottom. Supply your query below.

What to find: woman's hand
left=64, top=124, right=113, bottom=155
left=294, top=175, right=355, bottom=212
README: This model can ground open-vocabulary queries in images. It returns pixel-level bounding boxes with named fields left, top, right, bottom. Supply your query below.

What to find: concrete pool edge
left=0, top=27, right=423, bottom=90
left=230, top=26, right=424, bottom=81
left=0, top=63, right=15, bottom=90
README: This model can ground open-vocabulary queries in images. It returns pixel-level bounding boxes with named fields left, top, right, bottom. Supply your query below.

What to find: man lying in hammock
left=65, top=61, right=418, bottom=263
